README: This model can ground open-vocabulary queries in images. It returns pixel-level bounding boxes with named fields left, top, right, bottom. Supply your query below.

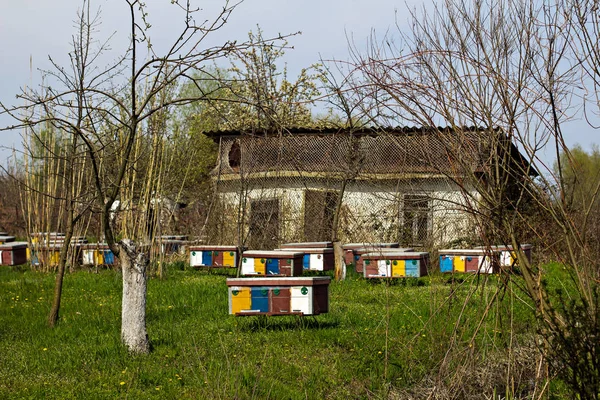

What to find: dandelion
left=155, top=387, right=161, bottom=391
left=120, top=382, right=125, bottom=385
left=43, top=348, right=48, bottom=351
left=378, top=351, right=382, bottom=354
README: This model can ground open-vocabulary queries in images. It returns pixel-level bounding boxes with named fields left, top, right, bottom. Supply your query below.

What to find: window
left=303, top=190, right=338, bottom=241
left=228, top=141, right=241, bottom=171
left=401, top=194, right=430, bottom=245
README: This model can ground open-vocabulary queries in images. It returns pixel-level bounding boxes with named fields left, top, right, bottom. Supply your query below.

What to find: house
left=206, top=127, right=535, bottom=249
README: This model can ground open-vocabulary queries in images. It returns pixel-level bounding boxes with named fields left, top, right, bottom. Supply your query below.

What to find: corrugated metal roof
left=209, top=126, right=537, bottom=178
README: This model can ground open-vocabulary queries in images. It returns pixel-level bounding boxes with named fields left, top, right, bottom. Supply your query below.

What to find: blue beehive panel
left=202, top=251, right=213, bottom=266
left=302, top=254, right=310, bottom=270
left=251, top=287, right=269, bottom=312
left=266, top=258, right=279, bottom=275
left=104, top=250, right=115, bottom=265
left=405, top=259, right=420, bottom=277
left=440, top=255, right=454, bottom=272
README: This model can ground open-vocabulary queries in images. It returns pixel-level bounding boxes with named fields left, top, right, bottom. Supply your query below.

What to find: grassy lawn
left=0, top=265, right=546, bottom=399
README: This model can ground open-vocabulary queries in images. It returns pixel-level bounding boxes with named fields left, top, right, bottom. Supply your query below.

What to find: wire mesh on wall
left=207, top=128, right=485, bottom=250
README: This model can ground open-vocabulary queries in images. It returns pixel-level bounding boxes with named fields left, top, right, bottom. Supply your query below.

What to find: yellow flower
left=43, top=348, right=48, bottom=351
left=120, top=381, right=125, bottom=385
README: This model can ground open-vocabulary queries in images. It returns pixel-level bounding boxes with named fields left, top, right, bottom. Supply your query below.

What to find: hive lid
left=227, top=276, right=331, bottom=286
left=242, top=250, right=305, bottom=258
left=0, top=241, right=28, bottom=249
left=342, top=242, right=399, bottom=250
left=439, top=249, right=494, bottom=255
left=355, top=247, right=414, bottom=254
left=189, top=245, right=240, bottom=251
left=281, top=241, right=333, bottom=248
left=275, top=247, right=333, bottom=253
left=362, top=251, right=429, bottom=258
left=476, top=244, right=533, bottom=251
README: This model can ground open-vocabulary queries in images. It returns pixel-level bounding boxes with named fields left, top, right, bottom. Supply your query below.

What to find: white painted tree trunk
left=120, top=239, right=150, bottom=354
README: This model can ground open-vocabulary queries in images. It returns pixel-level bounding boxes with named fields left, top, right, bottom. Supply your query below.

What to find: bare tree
left=345, top=0, right=599, bottom=396
left=1, top=0, right=286, bottom=354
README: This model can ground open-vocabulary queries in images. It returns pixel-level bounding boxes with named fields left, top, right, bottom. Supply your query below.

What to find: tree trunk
left=120, top=238, right=150, bottom=354
left=48, top=229, right=74, bottom=327
left=332, top=179, right=348, bottom=281
left=333, top=240, right=346, bottom=280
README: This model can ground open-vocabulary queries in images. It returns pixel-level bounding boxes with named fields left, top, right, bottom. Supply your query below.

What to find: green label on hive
left=232, top=290, right=239, bottom=296
left=273, top=288, right=280, bottom=296
left=301, top=287, right=308, bottom=295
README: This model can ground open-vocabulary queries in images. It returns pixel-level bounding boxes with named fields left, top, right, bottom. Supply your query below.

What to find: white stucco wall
left=215, top=177, right=480, bottom=247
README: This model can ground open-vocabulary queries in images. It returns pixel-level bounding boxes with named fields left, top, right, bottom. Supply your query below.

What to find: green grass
left=0, top=265, right=546, bottom=399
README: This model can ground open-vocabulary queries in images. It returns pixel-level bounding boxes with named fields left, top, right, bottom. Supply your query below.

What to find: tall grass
left=0, top=265, right=563, bottom=399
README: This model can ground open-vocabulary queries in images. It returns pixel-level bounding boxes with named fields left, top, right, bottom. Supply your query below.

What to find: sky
left=0, top=0, right=425, bottom=165
left=0, top=0, right=598, bottom=169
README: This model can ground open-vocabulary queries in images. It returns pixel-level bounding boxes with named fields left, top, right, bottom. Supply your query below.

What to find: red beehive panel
left=269, top=288, right=291, bottom=315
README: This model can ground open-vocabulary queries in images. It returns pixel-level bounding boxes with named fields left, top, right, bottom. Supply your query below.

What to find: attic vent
left=228, top=141, right=241, bottom=170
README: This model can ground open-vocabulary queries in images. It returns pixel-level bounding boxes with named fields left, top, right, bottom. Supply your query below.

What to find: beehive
left=227, top=277, right=330, bottom=316
left=30, top=245, right=62, bottom=267
left=275, top=247, right=334, bottom=271
left=476, top=244, right=533, bottom=269
left=240, top=250, right=304, bottom=276
left=159, top=236, right=188, bottom=255
left=342, top=243, right=408, bottom=273
left=438, top=249, right=498, bottom=274
left=0, top=242, right=28, bottom=266
left=30, top=232, right=65, bottom=245
left=0, top=236, right=16, bottom=244
left=189, top=245, right=241, bottom=268
left=362, top=251, right=429, bottom=278
left=80, top=243, right=115, bottom=267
